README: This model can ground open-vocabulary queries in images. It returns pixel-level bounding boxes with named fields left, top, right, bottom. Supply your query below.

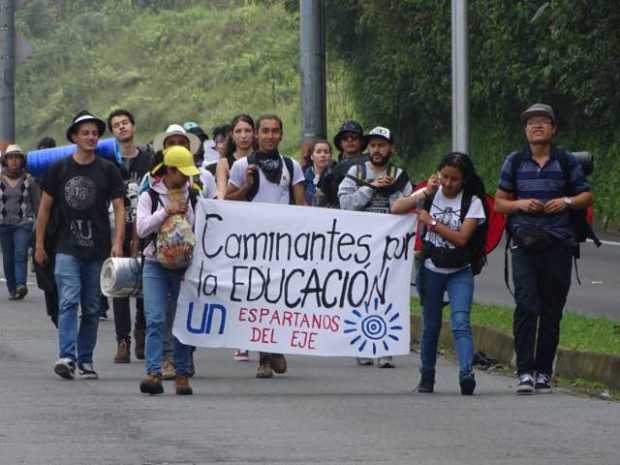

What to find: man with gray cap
left=495, top=103, right=593, bottom=395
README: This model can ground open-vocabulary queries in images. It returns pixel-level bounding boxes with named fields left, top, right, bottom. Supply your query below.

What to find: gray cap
left=520, top=103, right=556, bottom=124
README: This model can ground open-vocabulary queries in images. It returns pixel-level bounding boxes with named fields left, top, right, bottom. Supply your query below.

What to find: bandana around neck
left=254, top=150, right=283, bottom=184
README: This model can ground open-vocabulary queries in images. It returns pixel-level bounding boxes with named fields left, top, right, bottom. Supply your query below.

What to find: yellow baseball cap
left=152, top=146, right=200, bottom=177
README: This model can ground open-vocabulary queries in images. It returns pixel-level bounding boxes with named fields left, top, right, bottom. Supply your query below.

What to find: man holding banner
left=225, top=114, right=305, bottom=378
left=338, top=126, right=413, bottom=368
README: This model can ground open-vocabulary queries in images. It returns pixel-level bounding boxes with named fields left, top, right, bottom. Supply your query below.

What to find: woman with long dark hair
left=393, top=152, right=487, bottom=395
left=215, top=114, right=255, bottom=200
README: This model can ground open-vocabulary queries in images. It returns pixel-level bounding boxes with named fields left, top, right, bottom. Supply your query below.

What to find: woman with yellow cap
left=136, top=144, right=200, bottom=396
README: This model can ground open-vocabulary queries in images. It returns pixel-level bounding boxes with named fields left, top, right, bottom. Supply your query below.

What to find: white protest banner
left=174, top=199, right=417, bottom=357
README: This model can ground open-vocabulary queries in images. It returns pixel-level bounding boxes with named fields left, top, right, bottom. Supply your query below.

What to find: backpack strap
left=245, top=153, right=259, bottom=201
left=283, top=156, right=295, bottom=205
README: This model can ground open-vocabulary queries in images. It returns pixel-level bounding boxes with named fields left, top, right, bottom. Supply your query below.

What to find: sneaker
left=535, top=373, right=552, bottom=394
left=15, top=285, right=28, bottom=300
left=459, top=372, right=476, bottom=395
left=175, top=375, right=193, bottom=395
left=256, top=353, right=273, bottom=379
left=376, top=356, right=395, bottom=368
left=8, top=292, right=17, bottom=301
left=113, top=338, right=131, bottom=364
left=54, top=358, right=75, bottom=380
left=516, top=373, right=535, bottom=395
left=233, top=350, right=250, bottom=362
left=162, top=359, right=176, bottom=380
left=416, top=379, right=434, bottom=393
left=356, top=357, right=374, bottom=366
left=270, top=354, right=287, bottom=374
left=140, top=373, right=164, bottom=395
left=134, top=328, right=145, bottom=360
left=99, top=311, right=108, bottom=321
left=77, top=362, right=98, bottom=380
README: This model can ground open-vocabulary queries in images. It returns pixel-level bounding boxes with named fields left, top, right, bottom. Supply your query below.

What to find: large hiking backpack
left=245, top=153, right=296, bottom=204
left=503, top=148, right=601, bottom=291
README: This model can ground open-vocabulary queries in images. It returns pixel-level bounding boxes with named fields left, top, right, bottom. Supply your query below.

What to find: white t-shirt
left=423, top=189, right=486, bottom=274
left=199, top=168, right=217, bottom=199
left=228, top=156, right=304, bottom=205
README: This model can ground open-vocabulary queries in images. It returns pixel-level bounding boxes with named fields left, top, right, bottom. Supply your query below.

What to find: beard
left=370, top=153, right=391, bottom=167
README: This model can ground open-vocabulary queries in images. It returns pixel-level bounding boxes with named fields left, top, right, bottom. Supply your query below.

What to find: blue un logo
left=343, top=298, right=403, bottom=355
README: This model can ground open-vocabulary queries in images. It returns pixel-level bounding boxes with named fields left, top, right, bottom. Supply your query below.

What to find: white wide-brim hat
left=152, top=124, right=201, bottom=155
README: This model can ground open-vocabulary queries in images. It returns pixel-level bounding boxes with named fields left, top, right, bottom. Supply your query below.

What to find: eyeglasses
left=526, top=118, right=553, bottom=128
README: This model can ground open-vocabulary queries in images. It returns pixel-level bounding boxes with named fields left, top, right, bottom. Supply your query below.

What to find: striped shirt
left=498, top=145, right=590, bottom=241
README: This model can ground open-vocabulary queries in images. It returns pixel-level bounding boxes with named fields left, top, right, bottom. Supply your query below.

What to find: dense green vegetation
left=14, top=1, right=620, bottom=221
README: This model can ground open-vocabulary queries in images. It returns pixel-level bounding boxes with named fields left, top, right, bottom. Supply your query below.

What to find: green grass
left=411, top=298, right=620, bottom=356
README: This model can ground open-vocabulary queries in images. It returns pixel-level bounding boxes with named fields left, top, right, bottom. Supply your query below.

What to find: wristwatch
left=563, top=196, right=573, bottom=207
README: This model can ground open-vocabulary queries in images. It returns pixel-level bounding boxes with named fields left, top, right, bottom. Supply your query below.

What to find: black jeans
left=113, top=296, right=145, bottom=341
left=511, top=244, right=572, bottom=376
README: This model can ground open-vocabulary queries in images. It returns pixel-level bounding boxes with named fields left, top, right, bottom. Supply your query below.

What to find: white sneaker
left=516, top=373, right=535, bottom=395
left=535, top=373, right=552, bottom=393
left=356, top=357, right=374, bottom=366
left=376, top=356, right=395, bottom=368
left=233, top=350, right=250, bottom=362
left=54, top=358, right=75, bottom=380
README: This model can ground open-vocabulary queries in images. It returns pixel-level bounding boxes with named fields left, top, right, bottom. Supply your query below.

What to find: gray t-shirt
left=228, top=156, right=304, bottom=204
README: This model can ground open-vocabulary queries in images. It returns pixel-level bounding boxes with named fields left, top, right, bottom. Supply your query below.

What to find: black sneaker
left=535, top=373, right=552, bottom=394
left=416, top=374, right=435, bottom=393
left=54, top=358, right=75, bottom=380
left=459, top=372, right=476, bottom=395
left=516, top=373, right=535, bottom=395
left=77, top=362, right=98, bottom=380
left=15, top=285, right=28, bottom=300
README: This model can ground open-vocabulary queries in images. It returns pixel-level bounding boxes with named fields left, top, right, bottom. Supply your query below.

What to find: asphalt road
left=0, top=288, right=619, bottom=465
left=473, top=233, right=620, bottom=321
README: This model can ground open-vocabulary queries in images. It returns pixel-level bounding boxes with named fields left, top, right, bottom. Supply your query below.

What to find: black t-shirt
left=42, top=156, right=124, bottom=260
left=117, top=146, right=152, bottom=238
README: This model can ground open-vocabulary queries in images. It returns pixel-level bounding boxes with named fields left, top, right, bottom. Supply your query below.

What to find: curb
left=410, top=314, right=620, bottom=389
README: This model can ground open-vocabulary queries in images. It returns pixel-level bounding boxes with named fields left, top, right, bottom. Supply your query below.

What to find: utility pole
left=451, top=0, right=469, bottom=154
left=0, top=0, right=15, bottom=145
left=300, top=0, right=327, bottom=142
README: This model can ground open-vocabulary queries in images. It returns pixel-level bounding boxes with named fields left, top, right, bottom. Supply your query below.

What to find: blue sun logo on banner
left=343, top=299, right=403, bottom=355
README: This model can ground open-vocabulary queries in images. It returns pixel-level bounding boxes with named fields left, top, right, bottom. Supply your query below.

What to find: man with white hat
left=35, top=110, right=125, bottom=381
left=338, top=126, right=413, bottom=369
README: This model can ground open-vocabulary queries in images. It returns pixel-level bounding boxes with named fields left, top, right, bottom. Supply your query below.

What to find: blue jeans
left=54, top=253, right=102, bottom=363
left=0, top=223, right=33, bottom=295
left=142, top=260, right=191, bottom=376
left=417, top=265, right=474, bottom=378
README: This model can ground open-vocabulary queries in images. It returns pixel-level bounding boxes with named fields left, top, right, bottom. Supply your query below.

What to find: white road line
left=587, top=238, right=620, bottom=247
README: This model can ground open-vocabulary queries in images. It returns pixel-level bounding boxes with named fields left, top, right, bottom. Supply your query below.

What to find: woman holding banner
left=392, top=152, right=487, bottom=395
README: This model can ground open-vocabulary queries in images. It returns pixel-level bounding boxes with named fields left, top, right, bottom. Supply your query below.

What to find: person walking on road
left=226, top=114, right=305, bottom=378
left=338, top=126, right=413, bottom=368
left=35, top=111, right=125, bottom=380
left=107, top=109, right=152, bottom=363
left=494, top=103, right=593, bottom=395
left=0, top=145, right=40, bottom=301
left=393, top=152, right=487, bottom=395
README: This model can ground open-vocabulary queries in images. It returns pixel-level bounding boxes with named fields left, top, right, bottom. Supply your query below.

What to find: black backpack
left=423, top=191, right=488, bottom=276
left=347, top=162, right=411, bottom=196
left=245, top=153, right=296, bottom=204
